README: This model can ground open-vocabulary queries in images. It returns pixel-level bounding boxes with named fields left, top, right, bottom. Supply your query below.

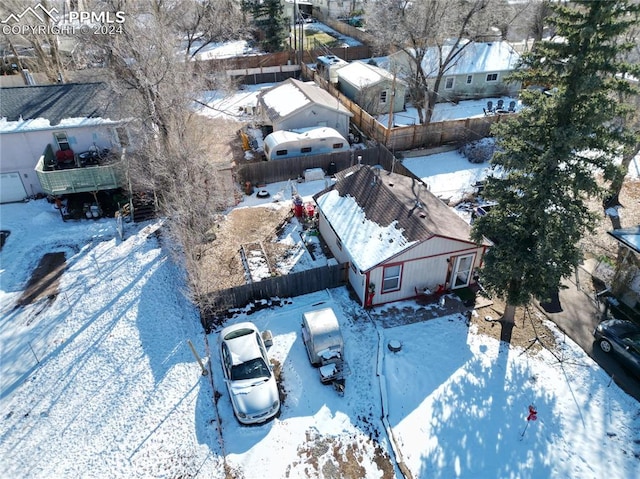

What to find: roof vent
left=388, top=181, right=394, bottom=187
left=419, top=212, right=427, bottom=219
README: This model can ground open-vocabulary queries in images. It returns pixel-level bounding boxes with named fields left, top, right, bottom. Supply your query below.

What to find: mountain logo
left=1, top=3, right=59, bottom=24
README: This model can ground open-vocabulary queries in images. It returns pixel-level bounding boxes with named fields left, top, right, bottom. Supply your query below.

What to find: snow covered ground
left=375, top=97, right=521, bottom=126
left=402, top=148, right=494, bottom=204
left=2, top=193, right=640, bottom=478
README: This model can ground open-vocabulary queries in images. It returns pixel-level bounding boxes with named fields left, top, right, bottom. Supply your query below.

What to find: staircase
left=131, top=192, right=156, bottom=223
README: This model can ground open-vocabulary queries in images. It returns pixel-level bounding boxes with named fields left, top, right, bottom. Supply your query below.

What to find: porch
left=35, top=143, right=126, bottom=196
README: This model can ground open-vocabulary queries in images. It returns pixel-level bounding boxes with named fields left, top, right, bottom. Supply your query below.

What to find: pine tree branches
left=472, top=0, right=639, bottom=314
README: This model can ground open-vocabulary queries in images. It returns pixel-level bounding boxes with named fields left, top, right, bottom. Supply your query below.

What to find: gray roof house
left=0, top=83, right=127, bottom=203
left=336, top=61, right=407, bottom=115
left=313, top=165, right=490, bottom=308
left=256, top=78, right=352, bottom=139
left=390, top=40, right=521, bottom=102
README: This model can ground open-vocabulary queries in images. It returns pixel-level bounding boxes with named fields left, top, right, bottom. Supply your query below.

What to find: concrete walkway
left=537, top=262, right=640, bottom=402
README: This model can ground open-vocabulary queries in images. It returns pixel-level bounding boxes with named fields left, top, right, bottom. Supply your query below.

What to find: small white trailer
left=301, top=307, right=348, bottom=392
left=263, top=127, right=349, bottom=161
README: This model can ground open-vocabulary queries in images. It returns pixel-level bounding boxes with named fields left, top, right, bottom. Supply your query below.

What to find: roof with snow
left=257, top=78, right=352, bottom=123
left=314, top=165, right=486, bottom=272
left=421, top=41, right=520, bottom=77
left=265, top=127, right=346, bottom=144
left=608, top=226, right=640, bottom=254
left=0, top=82, right=117, bottom=127
left=337, top=61, right=404, bottom=87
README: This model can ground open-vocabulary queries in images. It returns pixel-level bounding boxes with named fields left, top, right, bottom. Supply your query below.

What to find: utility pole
left=385, top=70, right=397, bottom=147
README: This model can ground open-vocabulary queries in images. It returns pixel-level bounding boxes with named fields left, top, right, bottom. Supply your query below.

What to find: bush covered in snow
left=458, top=138, right=496, bottom=164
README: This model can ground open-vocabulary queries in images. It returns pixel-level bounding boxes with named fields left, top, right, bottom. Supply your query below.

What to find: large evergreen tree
left=471, top=0, right=640, bottom=335
left=241, top=0, right=289, bottom=53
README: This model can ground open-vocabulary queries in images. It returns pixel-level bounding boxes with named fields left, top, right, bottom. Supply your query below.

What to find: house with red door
left=313, top=164, right=491, bottom=307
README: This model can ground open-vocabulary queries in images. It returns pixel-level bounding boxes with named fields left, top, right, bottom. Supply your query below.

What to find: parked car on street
left=219, top=322, right=280, bottom=425
left=593, top=319, right=640, bottom=378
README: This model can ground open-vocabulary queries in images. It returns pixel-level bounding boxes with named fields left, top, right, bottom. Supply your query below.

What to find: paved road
left=537, top=265, right=640, bottom=403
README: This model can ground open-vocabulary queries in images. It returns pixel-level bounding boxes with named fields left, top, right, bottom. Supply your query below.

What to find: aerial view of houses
left=1, top=1, right=639, bottom=478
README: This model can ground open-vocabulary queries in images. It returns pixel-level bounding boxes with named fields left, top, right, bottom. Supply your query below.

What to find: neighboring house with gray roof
left=313, top=165, right=491, bottom=307
left=256, top=78, right=352, bottom=139
left=336, top=61, right=407, bottom=115
left=0, top=83, right=128, bottom=203
left=390, top=40, right=521, bottom=103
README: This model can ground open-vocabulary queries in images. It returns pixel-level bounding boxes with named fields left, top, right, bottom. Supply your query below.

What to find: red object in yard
left=293, top=195, right=303, bottom=217
left=527, top=405, right=537, bottom=421
left=305, top=203, right=315, bottom=217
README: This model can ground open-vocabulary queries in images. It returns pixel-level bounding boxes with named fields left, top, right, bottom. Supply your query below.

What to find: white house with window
left=256, top=78, right=352, bottom=140
left=336, top=60, right=407, bottom=115
left=0, top=82, right=128, bottom=203
left=313, top=165, right=491, bottom=308
left=390, top=40, right=521, bottom=103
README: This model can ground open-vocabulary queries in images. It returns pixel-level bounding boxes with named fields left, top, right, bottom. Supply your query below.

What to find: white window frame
left=466, top=75, right=473, bottom=84
left=382, top=264, right=402, bottom=293
left=451, top=254, right=476, bottom=289
left=54, top=132, right=70, bottom=151
left=444, top=77, right=455, bottom=89
left=486, top=73, right=498, bottom=82
left=380, top=90, right=388, bottom=104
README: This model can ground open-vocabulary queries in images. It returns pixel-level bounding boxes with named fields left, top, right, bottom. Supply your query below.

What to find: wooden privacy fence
left=236, top=147, right=382, bottom=186
left=201, top=263, right=349, bottom=330
left=301, top=63, right=507, bottom=151
left=196, top=45, right=371, bottom=74
left=226, top=64, right=301, bottom=85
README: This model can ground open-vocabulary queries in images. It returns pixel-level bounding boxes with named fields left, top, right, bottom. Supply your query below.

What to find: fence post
left=187, top=339, right=209, bottom=376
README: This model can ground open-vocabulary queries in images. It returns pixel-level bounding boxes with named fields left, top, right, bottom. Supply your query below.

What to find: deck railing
left=35, top=144, right=126, bottom=195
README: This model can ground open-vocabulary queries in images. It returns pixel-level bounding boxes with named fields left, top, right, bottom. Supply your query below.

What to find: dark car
left=593, top=319, right=640, bottom=378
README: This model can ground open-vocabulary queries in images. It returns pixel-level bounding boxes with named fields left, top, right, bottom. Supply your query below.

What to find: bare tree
left=170, top=0, right=246, bottom=61
left=0, top=0, right=67, bottom=82
left=528, top=0, right=554, bottom=43
left=83, top=0, right=245, bottom=308
left=365, top=0, right=501, bottom=124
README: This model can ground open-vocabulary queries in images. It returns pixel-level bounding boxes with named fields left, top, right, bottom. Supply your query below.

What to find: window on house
left=466, top=75, right=473, bottom=84
left=301, top=147, right=312, bottom=153
left=445, top=77, right=454, bottom=89
left=486, top=73, right=498, bottom=82
left=380, top=90, right=388, bottom=104
left=336, top=237, right=342, bottom=250
left=276, top=149, right=288, bottom=156
left=54, top=132, right=70, bottom=151
left=382, top=264, right=402, bottom=293
left=332, top=142, right=344, bottom=149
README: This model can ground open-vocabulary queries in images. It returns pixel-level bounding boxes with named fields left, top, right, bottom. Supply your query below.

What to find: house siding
left=338, top=76, right=406, bottom=115
left=366, top=237, right=485, bottom=306
left=317, top=207, right=367, bottom=305
left=431, top=71, right=520, bottom=102
left=0, top=125, right=118, bottom=198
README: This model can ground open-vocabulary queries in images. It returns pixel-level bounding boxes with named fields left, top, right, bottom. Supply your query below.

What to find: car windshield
left=231, top=357, right=271, bottom=381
